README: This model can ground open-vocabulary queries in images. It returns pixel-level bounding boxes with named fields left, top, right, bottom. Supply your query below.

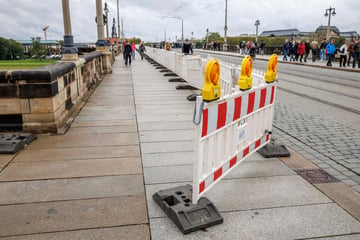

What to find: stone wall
left=0, top=51, right=104, bottom=133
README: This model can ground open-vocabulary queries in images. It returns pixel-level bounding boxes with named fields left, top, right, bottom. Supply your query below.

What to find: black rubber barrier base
left=187, top=94, right=199, bottom=101
left=153, top=184, right=223, bottom=234
left=0, top=133, right=37, bottom=154
left=164, top=73, right=179, bottom=77
left=175, top=85, right=198, bottom=90
left=257, top=139, right=291, bottom=158
left=168, top=78, right=185, bottom=82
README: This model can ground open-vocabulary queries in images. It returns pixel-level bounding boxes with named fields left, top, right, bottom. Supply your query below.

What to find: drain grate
left=296, top=169, right=339, bottom=184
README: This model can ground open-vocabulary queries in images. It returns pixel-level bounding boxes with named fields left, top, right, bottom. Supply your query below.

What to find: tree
left=207, top=32, right=222, bottom=43
left=29, top=37, right=46, bottom=60
left=0, top=37, right=23, bottom=60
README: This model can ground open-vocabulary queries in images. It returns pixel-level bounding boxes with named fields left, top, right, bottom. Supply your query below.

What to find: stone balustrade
left=0, top=51, right=109, bottom=133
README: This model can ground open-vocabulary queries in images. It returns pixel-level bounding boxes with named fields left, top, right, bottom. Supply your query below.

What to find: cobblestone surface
left=272, top=102, right=360, bottom=193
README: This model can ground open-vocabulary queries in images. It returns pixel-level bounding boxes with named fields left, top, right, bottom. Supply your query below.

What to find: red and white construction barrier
left=192, top=83, right=276, bottom=203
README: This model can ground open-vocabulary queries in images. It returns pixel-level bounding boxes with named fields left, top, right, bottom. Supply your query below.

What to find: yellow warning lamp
left=238, top=56, right=253, bottom=90
left=265, top=54, right=278, bottom=83
left=202, top=58, right=221, bottom=102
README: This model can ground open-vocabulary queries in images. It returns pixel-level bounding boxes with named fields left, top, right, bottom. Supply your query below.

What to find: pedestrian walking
left=294, top=41, right=299, bottom=61
left=124, top=41, right=132, bottom=66
left=353, top=38, right=360, bottom=69
left=289, top=41, right=296, bottom=62
left=310, top=39, right=319, bottom=62
left=347, top=38, right=355, bottom=66
left=139, top=42, right=146, bottom=60
left=260, top=40, right=265, bottom=55
left=304, top=39, right=311, bottom=63
left=326, top=40, right=335, bottom=67
left=182, top=39, right=193, bottom=55
left=131, top=42, right=136, bottom=60
left=298, top=41, right=305, bottom=63
left=339, top=40, right=348, bottom=67
left=319, top=39, right=327, bottom=62
left=283, top=39, right=290, bottom=61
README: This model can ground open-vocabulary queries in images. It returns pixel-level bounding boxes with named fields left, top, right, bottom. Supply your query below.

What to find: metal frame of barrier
left=192, top=82, right=276, bottom=204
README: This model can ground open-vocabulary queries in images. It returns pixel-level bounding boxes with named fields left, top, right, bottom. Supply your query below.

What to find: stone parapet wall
left=0, top=51, right=104, bottom=133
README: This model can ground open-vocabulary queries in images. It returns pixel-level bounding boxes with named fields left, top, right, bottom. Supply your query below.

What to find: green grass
left=0, top=59, right=58, bottom=70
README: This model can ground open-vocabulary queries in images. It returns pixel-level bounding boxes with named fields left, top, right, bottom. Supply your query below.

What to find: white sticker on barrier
left=192, top=83, right=276, bottom=204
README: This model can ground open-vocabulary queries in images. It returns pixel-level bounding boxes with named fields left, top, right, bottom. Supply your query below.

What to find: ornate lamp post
left=104, top=2, right=109, bottom=44
left=324, top=7, right=336, bottom=40
left=255, top=19, right=260, bottom=43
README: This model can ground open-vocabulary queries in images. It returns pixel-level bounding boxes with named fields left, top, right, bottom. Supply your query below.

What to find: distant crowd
left=282, top=37, right=360, bottom=68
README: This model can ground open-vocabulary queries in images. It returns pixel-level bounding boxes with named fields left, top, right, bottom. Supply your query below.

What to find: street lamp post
left=255, top=19, right=260, bottom=43
left=206, top=28, right=209, bottom=49
left=104, top=2, right=109, bottom=44
left=161, top=16, right=183, bottom=46
left=223, top=0, right=228, bottom=51
left=324, top=6, right=336, bottom=40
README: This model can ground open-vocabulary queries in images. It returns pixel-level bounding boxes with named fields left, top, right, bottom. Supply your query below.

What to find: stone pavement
left=0, top=54, right=360, bottom=239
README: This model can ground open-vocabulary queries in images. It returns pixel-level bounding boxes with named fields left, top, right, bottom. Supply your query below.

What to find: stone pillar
left=96, top=0, right=106, bottom=47
left=61, top=0, right=78, bottom=61
left=95, top=0, right=112, bottom=74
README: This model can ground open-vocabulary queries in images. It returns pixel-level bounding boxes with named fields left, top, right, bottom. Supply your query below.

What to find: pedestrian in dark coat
left=304, top=39, right=311, bottom=62
left=124, top=41, right=132, bottom=66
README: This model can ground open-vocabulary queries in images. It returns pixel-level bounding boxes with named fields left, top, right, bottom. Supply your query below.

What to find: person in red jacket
left=297, top=41, right=306, bottom=63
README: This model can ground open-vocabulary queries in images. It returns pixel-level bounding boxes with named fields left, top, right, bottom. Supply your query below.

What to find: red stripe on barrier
left=230, top=156, right=237, bottom=168
left=214, top=167, right=222, bottom=181
left=199, top=181, right=205, bottom=193
left=233, top=96, right=242, bottom=120
left=243, top=147, right=249, bottom=157
left=247, top=92, right=255, bottom=114
left=255, top=139, right=261, bottom=148
left=217, top=102, right=227, bottom=129
left=266, top=134, right=269, bottom=141
left=201, top=109, right=208, bottom=137
left=270, top=86, right=275, bottom=104
left=259, top=88, right=267, bottom=108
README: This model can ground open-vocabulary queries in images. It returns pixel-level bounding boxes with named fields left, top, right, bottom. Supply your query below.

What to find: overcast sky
left=0, top=0, right=359, bottom=43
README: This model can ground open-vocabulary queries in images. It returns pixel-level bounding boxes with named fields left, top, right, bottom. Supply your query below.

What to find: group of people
left=338, top=38, right=360, bottom=68
left=239, top=40, right=266, bottom=57
left=283, top=37, right=360, bottom=68
left=123, top=41, right=146, bottom=66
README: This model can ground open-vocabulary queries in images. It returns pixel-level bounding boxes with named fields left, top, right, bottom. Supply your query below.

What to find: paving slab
left=66, top=125, right=138, bottom=135
left=279, top=147, right=319, bottom=170
left=0, top=195, right=148, bottom=237
left=75, top=113, right=136, bottom=121
left=14, top=145, right=139, bottom=162
left=138, top=121, right=194, bottom=131
left=0, top=154, right=13, bottom=171
left=0, top=157, right=142, bottom=181
left=315, top=182, right=360, bottom=221
left=141, top=141, right=194, bottom=154
left=142, top=152, right=194, bottom=167
left=0, top=175, right=144, bottom=205
left=149, top=203, right=360, bottom=240
left=140, top=130, right=194, bottom=142
left=26, top=133, right=139, bottom=150
left=71, top=119, right=136, bottom=127
left=0, top=225, right=150, bottom=240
